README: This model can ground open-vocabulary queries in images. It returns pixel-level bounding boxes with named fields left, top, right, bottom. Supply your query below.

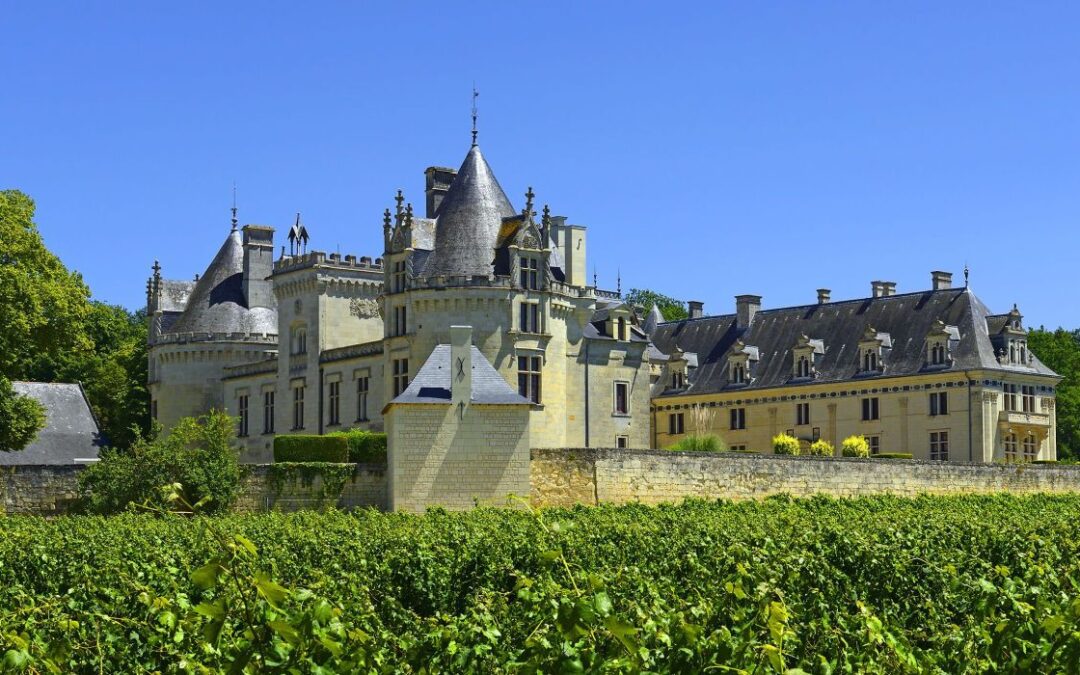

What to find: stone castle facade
left=147, top=137, right=1061, bottom=475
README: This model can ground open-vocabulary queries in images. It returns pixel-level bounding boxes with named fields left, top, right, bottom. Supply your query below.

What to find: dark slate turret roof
left=168, top=229, right=277, bottom=335
left=422, top=145, right=515, bottom=278
left=651, top=288, right=1058, bottom=397
left=1, top=383, right=104, bottom=464
left=388, top=345, right=530, bottom=406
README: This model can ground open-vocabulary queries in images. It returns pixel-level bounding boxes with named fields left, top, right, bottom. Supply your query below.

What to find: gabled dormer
left=668, top=346, right=689, bottom=390
left=924, top=320, right=959, bottom=369
left=991, top=304, right=1030, bottom=366
left=857, top=325, right=890, bottom=375
left=727, top=340, right=758, bottom=387
left=791, top=334, right=824, bottom=381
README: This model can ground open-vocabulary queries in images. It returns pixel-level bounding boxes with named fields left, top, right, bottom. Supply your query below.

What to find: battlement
left=151, top=331, right=279, bottom=347
left=273, top=250, right=384, bottom=275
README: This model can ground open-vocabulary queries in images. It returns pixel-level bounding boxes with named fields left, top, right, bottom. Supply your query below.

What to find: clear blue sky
left=2, top=2, right=1077, bottom=327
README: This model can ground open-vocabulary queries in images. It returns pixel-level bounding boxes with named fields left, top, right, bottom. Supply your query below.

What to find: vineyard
left=2, top=494, right=1080, bottom=673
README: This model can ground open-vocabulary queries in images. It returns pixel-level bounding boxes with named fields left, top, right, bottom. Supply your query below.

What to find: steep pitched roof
left=651, top=288, right=1058, bottom=397
left=1, top=383, right=104, bottom=464
left=388, top=345, right=530, bottom=406
left=168, top=229, right=277, bottom=335
left=423, top=145, right=516, bottom=278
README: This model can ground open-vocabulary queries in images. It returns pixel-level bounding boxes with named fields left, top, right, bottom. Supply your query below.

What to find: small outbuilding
left=0, top=383, right=105, bottom=465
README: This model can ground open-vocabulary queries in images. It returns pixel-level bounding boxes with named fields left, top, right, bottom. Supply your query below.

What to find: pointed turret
left=423, top=144, right=515, bottom=278
left=643, top=304, right=665, bottom=337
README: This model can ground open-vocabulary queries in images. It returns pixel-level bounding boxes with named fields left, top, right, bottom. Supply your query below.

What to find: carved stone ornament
left=349, top=297, right=380, bottom=319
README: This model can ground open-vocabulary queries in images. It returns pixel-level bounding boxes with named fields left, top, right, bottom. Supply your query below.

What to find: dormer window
left=617, top=317, right=628, bottom=341
left=857, top=326, right=888, bottom=375
left=791, top=334, right=821, bottom=381
left=671, top=371, right=686, bottom=389
left=519, top=256, right=540, bottom=290
left=862, top=350, right=878, bottom=372
left=728, top=340, right=756, bottom=387
left=731, top=362, right=747, bottom=384
left=931, top=344, right=946, bottom=365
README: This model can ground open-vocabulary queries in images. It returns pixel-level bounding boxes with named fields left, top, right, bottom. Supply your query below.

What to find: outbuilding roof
left=388, top=345, right=530, bottom=406
left=1, top=383, right=104, bottom=465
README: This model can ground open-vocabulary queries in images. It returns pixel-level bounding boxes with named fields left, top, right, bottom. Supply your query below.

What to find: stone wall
left=531, top=448, right=1080, bottom=506
left=233, top=463, right=387, bottom=512
left=1, top=465, right=83, bottom=515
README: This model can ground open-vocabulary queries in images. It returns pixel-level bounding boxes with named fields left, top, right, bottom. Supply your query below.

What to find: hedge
left=273, top=435, right=349, bottom=463
left=872, top=452, right=914, bottom=460
left=329, top=429, right=388, bottom=464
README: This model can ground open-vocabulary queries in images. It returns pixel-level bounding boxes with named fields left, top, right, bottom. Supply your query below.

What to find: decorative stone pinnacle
left=152, top=259, right=161, bottom=277
left=405, top=202, right=413, bottom=226
left=541, top=204, right=551, bottom=227
left=524, top=186, right=535, bottom=218
left=383, top=208, right=392, bottom=229
left=395, top=189, right=404, bottom=216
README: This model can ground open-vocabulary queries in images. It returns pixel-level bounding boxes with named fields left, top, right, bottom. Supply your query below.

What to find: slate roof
left=388, top=345, right=531, bottom=406
left=1, top=383, right=104, bottom=464
left=167, top=229, right=277, bottom=335
left=651, top=288, right=1059, bottom=398
left=422, top=145, right=516, bottom=278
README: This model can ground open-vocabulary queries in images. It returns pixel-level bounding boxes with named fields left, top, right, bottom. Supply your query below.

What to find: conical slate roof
left=168, top=229, right=277, bottom=335
left=643, top=305, right=665, bottom=337
left=423, top=145, right=515, bottom=278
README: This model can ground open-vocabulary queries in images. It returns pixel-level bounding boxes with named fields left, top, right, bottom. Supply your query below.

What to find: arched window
left=731, top=363, right=747, bottom=384
left=931, top=343, right=946, bottom=365
left=863, top=350, right=878, bottom=372
left=796, top=355, right=811, bottom=378
left=291, top=327, right=307, bottom=355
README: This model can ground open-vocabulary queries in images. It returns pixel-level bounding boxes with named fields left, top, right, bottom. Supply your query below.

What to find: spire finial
left=405, top=202, right=413, bottom=226
left=593, top=266, right=598, bottom=288
left=383, top=208, right=392, bottom=230
left=524, top=186, right=535, bottom=218
left=617, top=268, right=622, bottom=295
left=231, top=182, right=238, bottom=230
left=471, top=85, right=479, bottom=146
left=542, top=204, right=551, bottom=228
left=395, top=189, right=404, bottom=221
left=152, top=259, right=161, bottom=278
left=964, top=263, right=970, bottom=287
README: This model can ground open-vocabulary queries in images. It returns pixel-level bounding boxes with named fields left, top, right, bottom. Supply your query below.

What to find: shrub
left=78, top=410, right=241, bottom=514
left=841, top=435, right=870, bottom=458
left=273, top=435, right=348, bottom=463
left=772, top=433, right=801, bottom=455
left=329, top=428, right=388, bottom=463
left=808, top=439, right=835, bottom=457
left=669, top=434, right=727, bottom=452
left=873, top=452, right=914, bottom=459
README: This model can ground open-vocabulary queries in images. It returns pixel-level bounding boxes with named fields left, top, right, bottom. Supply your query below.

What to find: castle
left=146, top=134, right=1061, bottom=497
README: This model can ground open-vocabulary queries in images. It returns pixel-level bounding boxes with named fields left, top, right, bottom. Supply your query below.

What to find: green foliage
left=1029, top=327, right=1080, bottom=460
left=873, top=452, right=915, bottom=459
left=328, top=428, right=387, bottom=463
left=0, top=375, right=45, bottom=452
left=808, top=439, right=835, bottom=456
left=4, top=495, right=1080, bottom=671
left=273, top=435, right=349, bottom=463
left=78, top=410, right=242, bottom=514
left=669, top=434, right=726, bottom=452
left=842, top=434, right=871, bottom=457
left=772, top=433, right=801, bottom=455
left=623, top=287, right=688, bottom=321
left=268, top=463, right=355, bottom=508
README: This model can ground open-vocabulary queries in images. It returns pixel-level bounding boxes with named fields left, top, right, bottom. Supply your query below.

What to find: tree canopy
left=624, top=288, right=688, bottom=321
left=1028, top=327, right=1080, bottom=460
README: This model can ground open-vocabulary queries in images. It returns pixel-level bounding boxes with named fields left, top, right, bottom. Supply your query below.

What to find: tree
left=0, top=376, right=45, bottom=451
left=624, top=288, right=688, bottom=321
left=1028, top=327, right=1080, bottom=460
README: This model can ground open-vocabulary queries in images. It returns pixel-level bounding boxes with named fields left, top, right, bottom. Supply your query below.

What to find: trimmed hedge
left=872, top=452, right=914, bottom=460
left=329, top=428, right=388, bottom=463
left=273, top=435, right=348, bottom=463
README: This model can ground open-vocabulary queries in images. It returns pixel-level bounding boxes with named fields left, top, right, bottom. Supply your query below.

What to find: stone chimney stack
left=425, top=166, right=457, bottom=218
left=449, top=325, right=473, bottom=409
left=871, top=281, right=885, bottom=298
left=736, top=295, right=761, bottom=328
left=817, top=288, right=831, bottom=304
left=242, top=225, right=275, bottom=309
left=931, top=271, right=953, bottom=290
left=881, top=281, right=896, bottom=297
left=688, top=300, right=704, bottom=319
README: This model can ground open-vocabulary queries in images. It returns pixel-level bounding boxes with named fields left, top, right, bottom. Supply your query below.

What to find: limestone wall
left=531, top=448, right=1080, bottom=507
left=233, top=464, right=386, bottom=512
left=1, top=465, right=82, bottom=515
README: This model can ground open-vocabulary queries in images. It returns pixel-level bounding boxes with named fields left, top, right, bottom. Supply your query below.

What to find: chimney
left=449, top=325, right=472, bottom=409
left=881, top=281, right=896, bottom=297
left=736, top=295, right=761, bottom=328
left=688, top=300, right=704, bottom=319
left=816, top=288, right=831, bottom=304
left=931, top=271, right=953, bottom=290
left=242, top=225, right=275, bottom=309
left=871, top=281, right=885, bottom=298
left=425, top=166, right=457, bottom=218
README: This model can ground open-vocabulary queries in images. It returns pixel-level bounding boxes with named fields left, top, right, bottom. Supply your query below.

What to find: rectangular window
left=861, top=397, right=880, bottom=421
left=263, top=391, right=275, bottom=434
left=393, top=305, right=407, bottom=336
left=866, top=435, right=881, bottom=455
left=1023, top=435, right=1037, bottom=461
left=613, top=381, right=629, bottom=415
left=328, top=381, right=340, bottom=426
left=730, top=444, right=748, bottom=452
left=393, top=260, right=406, bottom=293
left=519, top=302, right=540, bottom=333
left=356, top=377, right=369, bottom=421
left=1004, top=433, right=1018, bottom=461
left=930, top=431, right=949, bottom=461
left=671, top=371, right=685, bottom=389
left=929, top=391, right=948, bottom=416
left=617, top=317, right=628, bottom=341
left=1003, top=384, right=1018, bottom=412
left=392, top=359, right=409, bottom=397
left=1021, top=385, right=1036, bottom=413
left=519, top=257, right=539, bottom=290
left=795, top=402, right=810, bottom=426
left=292, top=385, right=305, bottom=430
left=615, top=435, right=629, bottom=449
left=669, top=412, right=685, bottom=435
left=517, top=355, right=542, bottom=404
left=730, top=407, right=746, bottom=430
left=237, top=394, right=249, bottom=437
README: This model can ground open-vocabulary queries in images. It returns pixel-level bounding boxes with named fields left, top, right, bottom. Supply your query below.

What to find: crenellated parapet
left=151, top=331, right=278, bottom=347
left=273, top=251, right=384, bottom=275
